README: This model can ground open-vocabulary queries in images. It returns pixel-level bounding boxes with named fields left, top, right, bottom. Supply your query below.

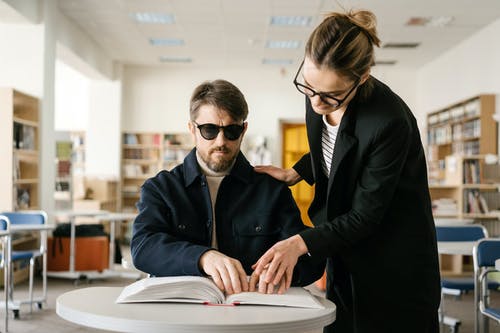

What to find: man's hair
left=190, top=79, right=248, bottom=122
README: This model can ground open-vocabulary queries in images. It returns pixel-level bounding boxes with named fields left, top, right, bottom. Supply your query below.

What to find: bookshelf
left=55, top=140, right=73, bottom=210
left=281, top=121, right=314, bottom=227
left=427, top=95, right=498, bottom=222
left=426, top=95, right=499, bottom=277
left=121, top=132, right=192, bottom=212
left=427, top=95, right=496, bottom=185
left=0, top=88, right=40, bottom=211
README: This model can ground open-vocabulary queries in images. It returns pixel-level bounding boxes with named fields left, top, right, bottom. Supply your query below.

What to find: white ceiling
left=31, top=0, right=500, bottom=69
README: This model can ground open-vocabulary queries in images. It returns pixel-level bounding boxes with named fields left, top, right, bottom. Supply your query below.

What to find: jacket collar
left=183, top=148, right=253, bottom=186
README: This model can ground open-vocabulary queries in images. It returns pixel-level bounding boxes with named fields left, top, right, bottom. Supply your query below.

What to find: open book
left=116, top=276, right=324, bottom=309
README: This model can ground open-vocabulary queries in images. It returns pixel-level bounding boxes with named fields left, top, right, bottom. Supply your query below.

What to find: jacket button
left=178, top=224, right=186, bottom=230
left=255, top=226, right=262, bottom=232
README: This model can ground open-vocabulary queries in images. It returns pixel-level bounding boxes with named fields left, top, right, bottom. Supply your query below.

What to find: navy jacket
left=295, top=78, right=441, bottom=332
left=131, top=149, right=324, bottom=287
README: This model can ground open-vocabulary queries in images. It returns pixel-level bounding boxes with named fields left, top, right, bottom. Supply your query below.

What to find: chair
left=436, top=225, right=498, bottom=333
left=0, top=215, right=10, bottom=333
left=473, top=238, right=500, bottom=333
left=0, top=211, right=48, bottom=318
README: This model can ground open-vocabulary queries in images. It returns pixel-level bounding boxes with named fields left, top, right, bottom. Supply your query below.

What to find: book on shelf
left=465, top=190, right=490, bottom=214
left=432, top=198, right=458, bottom=216
left=116, top=276, right=324, bottom=309
left=124, top=133, right=138, bottom=145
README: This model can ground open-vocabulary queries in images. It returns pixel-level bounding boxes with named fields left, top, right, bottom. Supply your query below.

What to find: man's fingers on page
left=258, top=274, right=268, bottom=294
left=219, top=268, right=234, bottom=295
left=266, top=281, right=274, bottom=294
left=277, top=279, right=287, bottom=294
left=211, top=274, right=225, bottom=293
left=248, top=272, right=258, bottom=292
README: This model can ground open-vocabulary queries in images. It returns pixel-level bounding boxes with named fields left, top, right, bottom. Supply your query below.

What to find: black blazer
left=295, top=78, right=441, bottom=329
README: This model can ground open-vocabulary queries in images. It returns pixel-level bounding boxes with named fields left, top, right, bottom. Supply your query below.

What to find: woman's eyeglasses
left=293, top=60, right=359, bottom=108
left=192, top=121, right=245, bottom=141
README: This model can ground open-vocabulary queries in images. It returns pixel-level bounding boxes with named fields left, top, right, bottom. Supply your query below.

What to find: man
left=131, top=79, right=324, bottom=295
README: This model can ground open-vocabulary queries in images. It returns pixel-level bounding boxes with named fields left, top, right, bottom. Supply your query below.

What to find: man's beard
left=204, top=146, right=236, bottom=173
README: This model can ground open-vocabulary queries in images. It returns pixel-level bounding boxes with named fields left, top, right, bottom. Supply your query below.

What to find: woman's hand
left=248, top=268, right=287, bottom=294
left=253, top=166, right=302, bottom=186
left=252, top=235, right=309, bottom=291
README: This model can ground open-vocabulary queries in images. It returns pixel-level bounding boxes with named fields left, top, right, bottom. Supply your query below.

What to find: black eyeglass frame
left=192, top=121, right=246, bottom=141
left=293, top=60, right=360, bottom=108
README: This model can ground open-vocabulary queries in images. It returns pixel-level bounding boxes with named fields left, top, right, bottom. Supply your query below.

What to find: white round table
left=57, top=287, right=336, bottom=333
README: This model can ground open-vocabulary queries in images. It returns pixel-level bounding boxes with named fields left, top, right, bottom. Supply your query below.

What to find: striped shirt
left=321, top=115, right=340, bottom=177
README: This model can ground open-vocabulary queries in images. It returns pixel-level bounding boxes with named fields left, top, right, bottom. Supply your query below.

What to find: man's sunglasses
left=192, top=121, right=245, bottom=141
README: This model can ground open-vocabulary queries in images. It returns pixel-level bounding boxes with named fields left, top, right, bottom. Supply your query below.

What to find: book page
left=225, top=287, right=324, bottom=309
left=116, top=276, right=225, bottom=304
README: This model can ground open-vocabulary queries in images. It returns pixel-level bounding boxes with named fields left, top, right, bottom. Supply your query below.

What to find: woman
left=253, top=9, right=441, bottom=333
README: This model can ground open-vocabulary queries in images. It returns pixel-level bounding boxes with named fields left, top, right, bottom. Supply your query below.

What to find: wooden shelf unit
left=426, top=95, right=499, bottom=277
left=0, top=88, right=40, bottom=211
left=427, top=95, right=496, bottom=185
left=121, top=132, right=192, bottom=212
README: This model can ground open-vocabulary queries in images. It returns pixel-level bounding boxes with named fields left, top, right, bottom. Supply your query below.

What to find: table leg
left=69, top=218, right=76, bottom=273
left=109, top=220, right=115, bottom=270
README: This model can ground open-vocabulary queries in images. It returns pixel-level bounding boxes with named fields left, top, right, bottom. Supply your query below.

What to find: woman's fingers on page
left=286, top=267, right=294, bottom=289
left=273, top=263, right=287, bottom=286
left=264, top=255, right=281, bottom=283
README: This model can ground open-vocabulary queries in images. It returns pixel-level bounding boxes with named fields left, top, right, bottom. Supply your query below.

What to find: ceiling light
left=150, top=38, right=184, bottom=46
left=270, top=16, right=312, bottom=27
left=406, top=16, right=454, bottom=27
left=427, top=16, right=454, bottom=27
left=159, top=56, right=192, bottom=63
left=132, top=13, right=175, bottom=24
left=262, top=58, right=294, bottom=65
left=374, top=60, right=397, bottom=66
left=383, top=42, right=420, bottom=49
left=265, top=40, right=301, bottom=49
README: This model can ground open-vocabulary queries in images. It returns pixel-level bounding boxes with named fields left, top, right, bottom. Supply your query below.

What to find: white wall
left=0, top=22, right=44, bottom=97
left=86, top=79, right=122, bottom=178
left=417, top=18, right=500, bottom=114
left=122, top=64, right=418, bottom=165
left=122, top=66, right=305, bottom=164
left=55, top=59, right=90, bottom=131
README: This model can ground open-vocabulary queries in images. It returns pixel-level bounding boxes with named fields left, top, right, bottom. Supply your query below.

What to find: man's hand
left=253, top=166, right=302, bottom=186
left=199, top=250, right=249, bottom=295
left=252, top=235, right=309, bottom=291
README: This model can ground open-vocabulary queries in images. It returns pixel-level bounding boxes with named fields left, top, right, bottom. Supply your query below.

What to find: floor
left=3, top=249, right=500, bottom=333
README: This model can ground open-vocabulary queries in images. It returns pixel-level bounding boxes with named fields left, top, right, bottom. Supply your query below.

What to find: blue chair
left=436, top=225, right=498, bottom=332
left=473, top=238, right=500, bottom=333
left=0, top=211, right=48, bottom=318
left=0, top=215, right=10, bottom=333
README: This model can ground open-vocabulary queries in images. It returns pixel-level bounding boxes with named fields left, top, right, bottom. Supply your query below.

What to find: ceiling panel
left=53, top=0, right=500, bottom=68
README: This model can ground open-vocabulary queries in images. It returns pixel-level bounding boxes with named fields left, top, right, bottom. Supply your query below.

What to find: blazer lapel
left=327, top=105, right=358, bottom=195
left=305, top=99, right=324, bottom=182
